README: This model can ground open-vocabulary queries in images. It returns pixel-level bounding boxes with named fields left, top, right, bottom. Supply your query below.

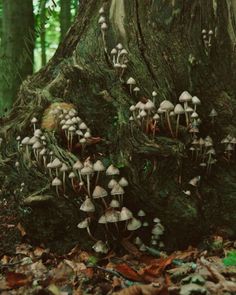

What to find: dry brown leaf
left=114, top=263, right=145, bottom=282
left=33, top=246, right=49, bottom=257
left=1, top=255, right=10, bottom=265
left=6, top=272, right=31, bottom=288
left=112, top=282, right=168, bottom=295
left=64, top=259, right=86, bottom=273
left=16, top=223, right=27, bottom=237
left=121, top=239, right=142, bottom=258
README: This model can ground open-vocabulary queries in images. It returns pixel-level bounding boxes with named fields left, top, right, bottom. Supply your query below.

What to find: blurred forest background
left=0, top=0, right=79, bottom=116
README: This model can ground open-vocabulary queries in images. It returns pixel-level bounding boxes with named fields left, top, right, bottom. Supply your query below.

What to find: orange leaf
left=114, top=263, right=145, bottom=282
left=112, top=282, right=168, bottom=295
left=16, top=223, right=26, bottom=237
left=6, top=272, right=31, bottom=288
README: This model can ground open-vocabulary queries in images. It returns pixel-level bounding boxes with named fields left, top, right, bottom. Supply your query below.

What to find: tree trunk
left=0, top=0, right=34, bottom=115
left=1, top=0, right=236, bottom=252
left=60, top=0, right=71, bottom=41
left=40, top=0, right=47, bottom=67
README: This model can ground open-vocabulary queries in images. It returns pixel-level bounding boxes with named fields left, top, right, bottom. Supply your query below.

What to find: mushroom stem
left=166, top=112, right=175, bottom=138
left=101, top=197, right=108, bottom=208
left=63, top=172, right=66, bottom=192
left=87, top=175, right=91, bottom=197
left=95, top=171, right=100, bottom=185
left=175, top=115, right=180, bottom=138
left=101, top=31, right=107, bottom=52
left=56, top=186, right=60, bottom=197
left=71, top=179, right=76, bottom=191
left=184, top=102, right=189, bottom=126
left=87, top=226, right=98, bottom=242
left=153, top=121, right=157, bottom=139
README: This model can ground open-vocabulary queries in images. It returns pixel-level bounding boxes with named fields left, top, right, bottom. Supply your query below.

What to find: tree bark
left=0, top=0, right=236, bottom=251
left=60, top=0, right=71, bottom=41
left=0, top=0, right=34, bottom=115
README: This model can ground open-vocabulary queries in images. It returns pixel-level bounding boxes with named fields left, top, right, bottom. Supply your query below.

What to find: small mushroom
left=92, top=185, right=108, bottom=207
left=81, top=165, right=94, bottom=196
left=127, top=77, right=136, bottom=94
left=127, top=218, right=142, bottom=231
left=174, top=104, right=185, bottom=137
left=52, top=177, right=62, bottom=197
left=93, top=160, right=105, bottom=184
left=160, top=100, right=175, bottom=137
left=209, top=108, right=218, bottom=124
left=60, top=163, right=69, bottom=191
left=31, top=117, right=38, bottom=132
left=80, top=196, right=95, bottom=213
left=179, top=91, right=192, bottom=126
left=92, top=240, right=109, bottom=254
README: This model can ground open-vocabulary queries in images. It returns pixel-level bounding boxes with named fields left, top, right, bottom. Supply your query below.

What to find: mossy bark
left=0, top=0, right=236, bottom=252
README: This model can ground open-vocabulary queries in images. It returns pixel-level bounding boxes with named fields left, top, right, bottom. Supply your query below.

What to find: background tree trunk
left=40, top=0, right=47, bottom=67
left=60, top=0, right=71, bottom=41
left=0, top=0, right=236, bottom=252
left=0, top=0, right=34, bottom=115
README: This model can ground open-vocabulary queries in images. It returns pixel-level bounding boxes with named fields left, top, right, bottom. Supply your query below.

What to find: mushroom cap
left=101, top=22, right=108, bottom=30
left=133, top=87, right=140, bottom=92
left=98, top=215, right=107, bottom=224
left=140, top=110, right=147, bottom=117
left=109, top=199, right=120, bottom=208
left=179, top=91, right=192, bottom=103
left=69, top=126, right=76, bottom=132
left=80, top=138, right=86, bottom=144
left=108, top=179, right=118, bottom=189
left=21, top=137, right=30, bottom=145
left=98, top=16, right=106, bottom=24
left=79, top=122, right=87, bottom=130
left=120, top=207, right=133, bottom=221
left=119, top=177, right=128, bottom=187
left=134, top=237, right=142, bottom=246
left=153, top=217, right=161, bottom=223
left=106, top=164, right=120, bottom=176
left=192, top=96, right=201, bottom=105
left=189, top=176, right=201, bottom=186
left=209, top=108, right=218, bottom=117
left=127, top=218, right=142, bottom=231
left=129, top=105, right=136, bottom=112
left=151, top=223, right=164, bottom=236
left=28, top=136, right=38, bottom=145
left=60, top=163, right=69, bottom=172
left=92, top=240, right=109, bottom=254
left=153, top=113, right=160, bottom=120
left=51, top=158, right=62, bottom=169
left=32, top=141, right=42, bottom=149
left=191, top=112, right=199, bottom=118
left=77, top=218, right=89, bottom=229
left=39, top=148, right=47, bottom=155
left=92, top=186, right=108, bottom=198
left=80, top=197, right=95, bottom=212
left=152, top=91, right=157, bottom=97
left=120, top=49, right=128, bottom=55
left=73, top=160, right=83, bottom=170
left=174, top=104, right=185, bottom=115
left=111, top=184, right=124, bottom=196
left=69, top=172, right=76, bottom=179
left=127, top=77, right=136, bottom=85
left=142, top=222, right=149, bottom=227
left=185, top=106, right=194, bottom=113
left=226, top=143, right=234, bottom=151
left=93, top=160, right=105, bottom=172
left=160, top=100, right=174, bottom=111
left=202, top=29, right=207, bottom=34
left=105, top=210, right=120, bottom=223
left=111, top=48, right=117, bottom=55
left=157, top=107, right=165, bottom=114
left=34, top=129, right=42, bottom=138
left=65, top=119, right=73, bottom=125
left=52, top=177, right=62, bottom=186
left=116, top=43, right=123, bottom=50
left=137, top=209, right=146, bottom=217
left=99, top=6, right=104, bottom=14
left=31, top=117, right=38, bottom=123
left=16, top=136, right=21, bottom=141
left=81, top=166, right=94, bottom=176
left=144, top=100, right=155, bottom=110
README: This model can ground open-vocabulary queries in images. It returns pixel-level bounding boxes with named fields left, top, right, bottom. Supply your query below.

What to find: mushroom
left=16, top=136, right=21, bottom=151
left=92, top=185, right=108, bottom=207
left=109, top=199, right=120, bottom=208
left=32, top=141, right=42, bottom=161
left=126, top=77, right=136, bottom=94
left=120, top=207, right=133, bottom=221
left=179, top=91, right=192, bottom=126
left=106, top=164, right=120, bottom=177
left=99, top=6, right=104, bottom=14
left=160, top=100, right=175, bottom=137
left=51, top=158, right=62, bottom=177
left=69, top=172, right=76, bottom=191
left=133, top=87, right=140, bottom=97
left=100, top=22, right=108, bottom=51
left=21, top=137, right=30, bottom=160
left=73, top=160, right=83, bottom=183
left=81, top=165, right=94, bottom=196
left=52, top=177, right=62, bottom=197
left=209, top=108, right=218, bottom=124
left=31, top=117, right=38, bottom=132
left=119, top=177, right=128, bottom=187
left=174, top=104, right=185, bottom=137
left=152, top=113, right=160, bottom=138
left=77, top=218, right=96, bottom=241
left=80, top=196, right=95, bottom=213
left=127, top=218, right=142, bottom=231
left=60, top=163, right=69, bottom=191
left=111, top=184, right=125, bottom=204
left=111, top=48, right=117, bottom=64
left=93, top=160, right=105, bottom=184
left=92, top=240, right=109, bottom=254
left=192, top=96, right=201, bottom=112
left=152, top=91, right=157, bottom=105
left=108, top=179, right=118, bottom=189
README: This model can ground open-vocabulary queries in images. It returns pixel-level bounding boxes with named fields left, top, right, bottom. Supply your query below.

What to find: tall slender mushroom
left=127, top=77, right=136, bottom=94
left=174, top=104, right=185, bottom=137
left=81, top=166, right=94, bottom=197
left=93, top=160, right=105, bottom=184
left=160, top=100, right=175, bottom=137
left=52, top=177, right=62, bottom=197
left=92, top=185, right=108, bottom=207
left=179, top=91, right=192, bottom=126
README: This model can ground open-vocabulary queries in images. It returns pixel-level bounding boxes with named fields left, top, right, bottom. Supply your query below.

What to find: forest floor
left=1, top=201, right=236, bottom=295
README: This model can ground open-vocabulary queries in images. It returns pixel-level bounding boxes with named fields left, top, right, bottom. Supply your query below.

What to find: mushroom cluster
left=129, top=91, right=203, bottom=139
left=134, top=216, right=165, bottom=252
left=98, top=6, right=108, bottom=51
left=48, top=106, right=92, bottom=151
left=201, top=29, right=214, bottom=51
left=189, top=136, right=217, bottom=173
left=110, top=44, right=128, bottom=80
left=221, top=134, right=236, bottom=161
left=77, top=163, right=146, bottom=254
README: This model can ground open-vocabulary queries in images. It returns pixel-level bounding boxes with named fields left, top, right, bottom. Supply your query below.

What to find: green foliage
left=223, top=251, right=236, bottom=266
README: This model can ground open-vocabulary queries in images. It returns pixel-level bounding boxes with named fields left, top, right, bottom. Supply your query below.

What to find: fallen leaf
left=6, top=272, right=31, bottom=288
left=112, top=282, right=168, bottom=295
left=17, top=223, right=27, bottom=237
left=121, top=239, right=142, bottom=258
left=114, top=263, right=145, bottom=282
